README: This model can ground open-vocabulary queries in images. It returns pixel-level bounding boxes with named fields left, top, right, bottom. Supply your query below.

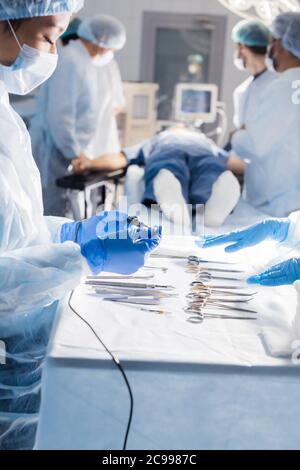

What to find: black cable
left=68, top=292, right=134, bottom=450
left=68, top=221, right=134, bottom=450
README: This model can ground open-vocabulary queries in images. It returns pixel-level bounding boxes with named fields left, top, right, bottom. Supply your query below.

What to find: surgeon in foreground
left=0, top=0, right=161, bottom=450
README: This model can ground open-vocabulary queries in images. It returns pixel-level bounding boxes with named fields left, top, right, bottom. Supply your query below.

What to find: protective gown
left=233, top=70, right=276, bottom=129
left=86, top=59, right=125, bottom=157
left=232, top=67, right=300, bottom=217
left=30, top=40, right=100, bottom=216
left=0, top=79, right=84, bottom=449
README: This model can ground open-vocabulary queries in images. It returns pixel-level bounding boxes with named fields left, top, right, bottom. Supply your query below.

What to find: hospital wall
left=81, top=0, right=245, bottom=128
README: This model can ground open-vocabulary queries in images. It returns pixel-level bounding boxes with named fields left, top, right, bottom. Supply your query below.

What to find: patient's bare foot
left=153, top=169, right=191, bottom=227
left=204, top=171, right=241, bottom=227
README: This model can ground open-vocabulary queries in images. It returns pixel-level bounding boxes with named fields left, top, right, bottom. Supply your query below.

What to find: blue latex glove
left=248, top=258, right=300, bottom=286
left=201, top=219, right=290, bottom=253
left=61, top=211, right=162, bottom=275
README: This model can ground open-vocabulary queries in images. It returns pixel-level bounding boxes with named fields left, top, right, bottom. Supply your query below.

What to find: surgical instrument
left=185, top=303, right=257, bottom=315
left=187, top=295, right=252, bottom=304
left=94, top=287, right=178, bottom=299
left=104, top=297, right=161, bottom=306
left=187, top=256, right=238, bottom=266
left=187, top=288, right=256, bottom=297
left=85, top=280, right=175, bottom=290
left=187, top=312, right=257, bottom=324
left=87, top=274, right=155, bottom=280
left=191, top=273, right=245, bottom=282
left=143, top=265, right=169, bottom=273
left=190, top=281, right=254, bottom=290
left=151, top=254, right=238, bottom=266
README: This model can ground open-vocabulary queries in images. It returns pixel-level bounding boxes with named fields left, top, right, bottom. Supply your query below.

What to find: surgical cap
left=61, top=16, right=81, bottom=40
left=271, top=12, right=300, bottom=59
left=232, top=19, right=270, bottom=47
left=0, top=0, right=83, bottom=20
left=78, top=14, right=126, bottom=50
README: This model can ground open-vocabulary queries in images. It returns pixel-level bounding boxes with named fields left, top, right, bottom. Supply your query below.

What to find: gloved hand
left=61, top=211, right=162, bottom=275
left=248, top=258, right=300, bottom=286
left=201, top=219, right=290, bottom=253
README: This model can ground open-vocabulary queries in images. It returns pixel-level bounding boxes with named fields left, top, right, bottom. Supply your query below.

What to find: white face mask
left=265, top=44, right=278, bottom=73
left=92, top=51, right=114, bottom=68
left=0, top=20, right=58, bottom=95
left=233, top=51, right=246, bottom=71
left=265, top=56, right=276, bottom=72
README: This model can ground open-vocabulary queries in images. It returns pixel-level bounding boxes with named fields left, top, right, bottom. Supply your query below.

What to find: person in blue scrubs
left=73, top=128, right=242, bottom=227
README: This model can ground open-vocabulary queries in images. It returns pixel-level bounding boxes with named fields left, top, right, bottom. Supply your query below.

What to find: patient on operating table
left=72, top=129, right=244, bottom=227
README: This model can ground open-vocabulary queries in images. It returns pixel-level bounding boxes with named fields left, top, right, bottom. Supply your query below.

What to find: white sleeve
left=232, top=79, right=293, bottom=159
left=286, top=211, right=300, bottom=244
left=46, top=56, right=83, bottom=159
left=0, top=242, right=84, bottom=315
left=111, top=61, right=125, bottom=109
left=44, top=216, right=73, bottom=243
left=0, top=177, right=84, bottom=315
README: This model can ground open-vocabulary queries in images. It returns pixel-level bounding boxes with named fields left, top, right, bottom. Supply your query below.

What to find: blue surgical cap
left=0, top=0, right=84, bottom=20
left=61, top=16, right=81, bottom=40
left=271, top=12, right=300, bottom=60
left=78, top=14, right=126, bottom=50
left=232, top=19, right=270, bottom=47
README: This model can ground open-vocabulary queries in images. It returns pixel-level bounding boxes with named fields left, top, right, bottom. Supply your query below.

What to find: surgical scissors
left=186, top=311, right=257, bottom=324
left=190, top=281, right=254, bottom=290
left=188, top=288, right=256, bottom=298
left=185, top=301, right=257, bottom=314
left=191, top=273, right=245, bottom=282
left=187, top=256, right=238, bottom=266
left=151, top=254, right=238, bottom=266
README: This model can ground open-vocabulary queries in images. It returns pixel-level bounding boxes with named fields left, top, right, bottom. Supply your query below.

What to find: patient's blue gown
left=123, top=130, right=228, bottom=205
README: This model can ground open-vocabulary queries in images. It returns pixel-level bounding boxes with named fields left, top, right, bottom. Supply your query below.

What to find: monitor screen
left=174, top=84, right=218, bottom=123
left=180, top=89, right=212, bottom=114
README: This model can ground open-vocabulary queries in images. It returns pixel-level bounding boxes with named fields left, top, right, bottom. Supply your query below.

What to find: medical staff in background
left=0, top=0, right=160, bottom=450
left=230, top=12, right=300, bottom=217
left=30, top=14, right=126, bottom=216
left=204, top=13, right=300, bottom=286
left=231, top=19, right=277, bottom=133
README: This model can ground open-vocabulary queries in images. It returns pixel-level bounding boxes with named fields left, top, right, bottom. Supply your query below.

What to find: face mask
left=0, top=20, right=58, bottom=95
left=92, top=51, right=114, bottom=68
left=233, top=51, right=246, bottom=71
left=266, top=45, right=277, bottom=72
left=265, top=56, right=276, bottom=72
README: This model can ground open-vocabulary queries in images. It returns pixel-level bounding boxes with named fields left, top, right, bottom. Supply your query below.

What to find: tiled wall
left=81, top=0, right=245, bottom=127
